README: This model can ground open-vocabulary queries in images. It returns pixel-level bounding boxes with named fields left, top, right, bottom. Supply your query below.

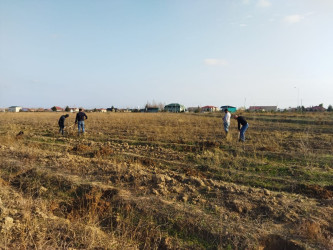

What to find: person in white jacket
left=223, top=109, right=231, bottom=135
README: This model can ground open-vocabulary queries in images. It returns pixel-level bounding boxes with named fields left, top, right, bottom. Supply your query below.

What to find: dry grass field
left=0, top=111, right=332, bottom=249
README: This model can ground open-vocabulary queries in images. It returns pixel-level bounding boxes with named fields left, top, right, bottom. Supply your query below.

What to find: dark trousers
left=59, top=125, right=64, bottom=135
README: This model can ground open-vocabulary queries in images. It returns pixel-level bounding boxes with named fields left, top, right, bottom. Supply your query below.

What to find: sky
left=1, top=0, right=333, bottom=109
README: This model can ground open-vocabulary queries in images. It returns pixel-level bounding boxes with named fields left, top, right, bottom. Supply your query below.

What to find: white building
left=70, top=108, right=79, bottom=112
left=8, top=106, right=22, bottom=112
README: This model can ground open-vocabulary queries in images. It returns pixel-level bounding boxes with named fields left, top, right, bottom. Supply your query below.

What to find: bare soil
left=0, top=112, right=332, bottom=249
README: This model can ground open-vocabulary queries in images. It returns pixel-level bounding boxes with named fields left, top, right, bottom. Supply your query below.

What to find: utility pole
left=294, top=87, right=300, bottom=111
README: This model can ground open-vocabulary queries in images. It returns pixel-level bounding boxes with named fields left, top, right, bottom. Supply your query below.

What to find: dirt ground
left=0, top=112, right=332, bottom=249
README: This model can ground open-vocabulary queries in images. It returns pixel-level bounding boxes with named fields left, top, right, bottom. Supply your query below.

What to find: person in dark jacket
left=75, top=108, right=88, bottom=134
left=58, top=114, right=69, bottom=135
left=234, top=115, right=249, bottom=142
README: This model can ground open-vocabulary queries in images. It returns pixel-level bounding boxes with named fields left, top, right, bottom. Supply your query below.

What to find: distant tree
left=93, top=108, right=97, bottom=112
left=51, top=106, right=57, bottom=112
left=144, top=100, right=164, bottom=112
left=194, top=106, right=201, bottom=113
left=157, top=102, right=165, bottom=111
left=143, top=102, right=150, bottom=111
left=319, top=103, right=324, bottom=107
left=65, top=106, right=70, bottom=112
left=328, top=105, right=333, bottom=112
left=107, top=106, right=115, bottom=112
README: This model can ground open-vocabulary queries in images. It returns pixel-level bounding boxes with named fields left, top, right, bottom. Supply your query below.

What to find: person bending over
left=58, top=114, right=69, bottom=135
left=234, top=115, right=249, bottom=142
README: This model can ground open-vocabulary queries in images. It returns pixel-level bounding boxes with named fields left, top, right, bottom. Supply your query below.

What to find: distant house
left=220, top=105, right=237, bottom=113
left=164, top=103, right=186, bottom=112
left=21, top=108, right=36, bottom=112
left=305, top=106, right=326, bottom=112
left=52, top=106, right=63, bottom=112
left=146, top=107, right=160, bottom=113
left=288, top=107, right=297, bottom=112
left=0, top=108, right=6, bottom=112
left=107, top=107, right=116, bottom=112
left=248, top=106, right=277, bottom=112
left=117, top=109, right=131, bottom=112
left=96, top=108, right=107, bottom=113
left=8, top=106, right=22, bottom=112
left=201, top=106, right=219, bottom=112
left=69, top=108, right=79, bottom=112
left=130, top=108, right=140, bottom=112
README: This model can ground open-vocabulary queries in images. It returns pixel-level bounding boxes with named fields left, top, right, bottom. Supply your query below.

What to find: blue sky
left=1, top=0, right=332, bottom=109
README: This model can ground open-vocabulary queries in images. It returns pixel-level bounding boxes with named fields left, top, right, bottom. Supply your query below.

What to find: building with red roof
left=201, top=106, right=219, bottom=112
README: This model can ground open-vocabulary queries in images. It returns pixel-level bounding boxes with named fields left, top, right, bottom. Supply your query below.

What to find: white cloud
left=257, top=0, right=271, bottom=8
left=240, top=23, right=248, bottom=27
left=284, top=15, right=304, bottom=24
left=204, top=58, right=229, bottom=66
left=242, top=0, right=250, bottom=5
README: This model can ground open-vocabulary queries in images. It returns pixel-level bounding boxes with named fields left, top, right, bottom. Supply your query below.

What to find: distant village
left=1, top=103, right=332, bottom=113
